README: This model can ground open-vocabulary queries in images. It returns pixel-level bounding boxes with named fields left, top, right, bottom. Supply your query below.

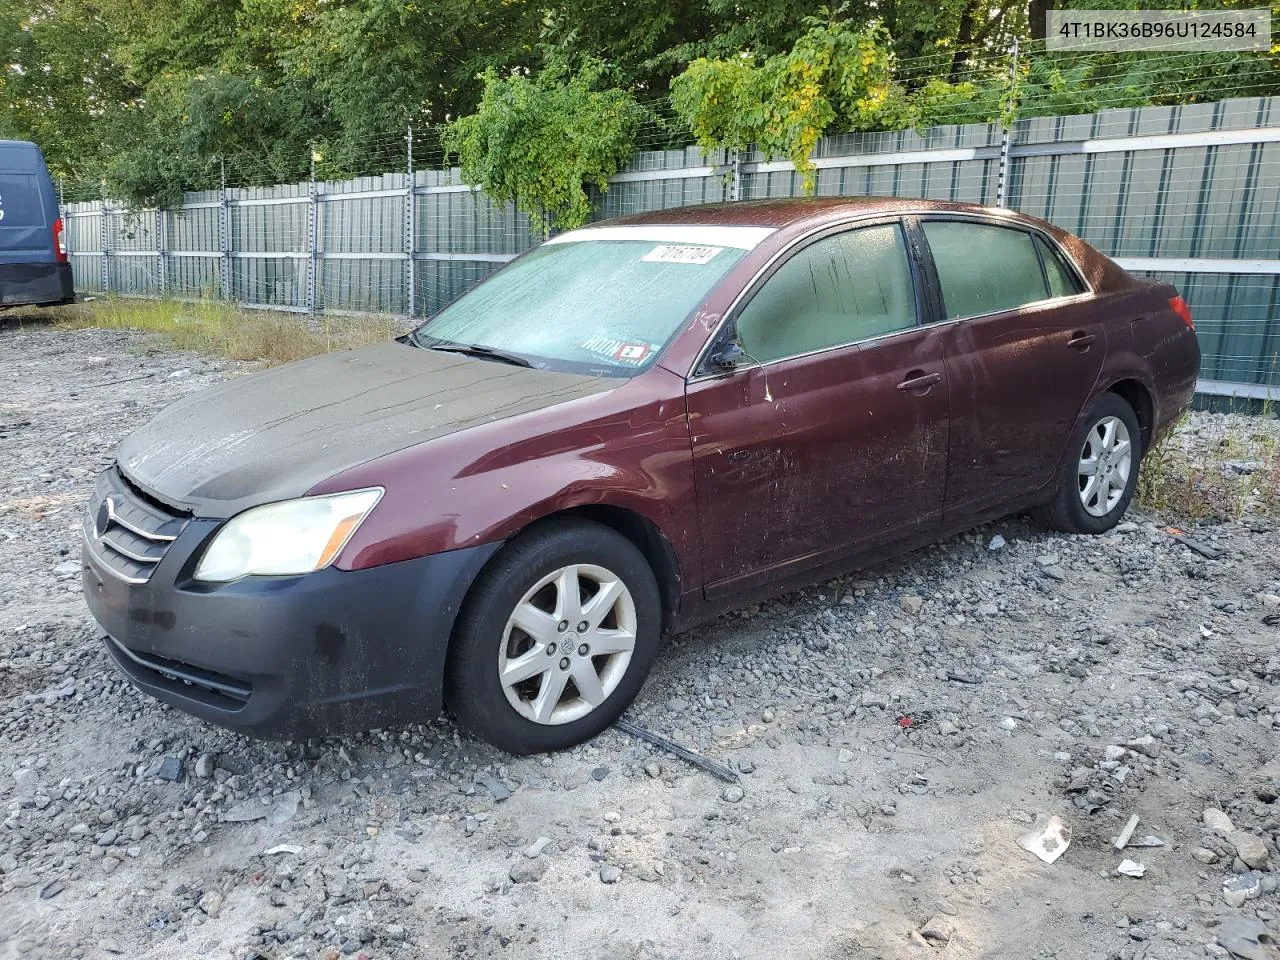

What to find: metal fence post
left=405, top=126, right=416, bottom=318
left=996, top=37, right=1020, bottom=208
left=157, top=208, right=168, bottom=299
left=307, top=147, right=318, bottom=316
left=99, top=193, right=110, bottom=294
left=219, top=159, right=232, bottom=301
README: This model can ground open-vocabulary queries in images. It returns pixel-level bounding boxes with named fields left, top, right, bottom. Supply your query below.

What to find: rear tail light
left=52, top=218, right=68, bottom=263
left=1169, top=295, right=1193, bottom=330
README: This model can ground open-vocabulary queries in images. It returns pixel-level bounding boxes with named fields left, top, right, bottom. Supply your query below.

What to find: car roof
left=609, top=196, right=1021, bottom=229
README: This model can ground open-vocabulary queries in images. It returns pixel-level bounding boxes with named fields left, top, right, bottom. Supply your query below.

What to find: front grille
left=83, top=467, right=189, bottom=584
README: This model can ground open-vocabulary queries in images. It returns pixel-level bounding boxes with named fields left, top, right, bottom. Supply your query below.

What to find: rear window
left=0, top=174, right=47, bottom=228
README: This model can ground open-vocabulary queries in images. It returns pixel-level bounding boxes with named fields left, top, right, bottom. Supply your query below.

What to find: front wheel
left=1036, top=392, right=1143, bottom=534
left=446, top=519, right=660, bottom=754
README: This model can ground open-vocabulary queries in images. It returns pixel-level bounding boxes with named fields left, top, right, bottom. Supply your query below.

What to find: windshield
left=411, top=229, right=759, bottom=376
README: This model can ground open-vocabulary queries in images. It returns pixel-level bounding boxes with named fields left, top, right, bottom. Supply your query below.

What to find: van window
left=735, top=223, right=917, bottom=363
left=923, top=221, right=1049, bottom=320
left=0, top=174, right=47, bottom=227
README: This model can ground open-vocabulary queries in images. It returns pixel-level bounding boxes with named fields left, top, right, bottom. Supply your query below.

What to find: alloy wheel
left=1078, top=415, right=1133, bottom=517
left=497, top=563, right=637, bottom=725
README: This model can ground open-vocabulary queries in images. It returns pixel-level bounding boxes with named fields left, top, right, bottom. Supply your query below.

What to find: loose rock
left=509, top=859, right=548, bottom=884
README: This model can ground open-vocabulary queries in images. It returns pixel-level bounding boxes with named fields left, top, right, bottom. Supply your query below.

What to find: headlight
left=194, top=488, right=383, bottom=582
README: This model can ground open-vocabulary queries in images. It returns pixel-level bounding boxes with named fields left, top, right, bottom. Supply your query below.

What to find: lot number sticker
left=642, top=244, right=722, bottom=265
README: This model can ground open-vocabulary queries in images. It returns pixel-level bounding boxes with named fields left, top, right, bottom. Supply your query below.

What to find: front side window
left=411, top=229, right=754, bottom=376
left=923, top=221, right=1052, bottom=320
left=734, top=223, right=917, bottom=364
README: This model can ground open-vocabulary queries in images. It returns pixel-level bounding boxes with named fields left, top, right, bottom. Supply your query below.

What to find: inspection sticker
left=614, top=343, right=651, bottom=363
left=642, top=244, right=722, bottom=265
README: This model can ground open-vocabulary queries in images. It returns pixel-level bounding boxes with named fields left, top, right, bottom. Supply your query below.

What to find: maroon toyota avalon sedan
left=82, top=198, right=1200, bottom=753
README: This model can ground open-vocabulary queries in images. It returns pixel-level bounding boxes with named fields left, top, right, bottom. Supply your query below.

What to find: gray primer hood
left=117, top=340, right=616, bottom=517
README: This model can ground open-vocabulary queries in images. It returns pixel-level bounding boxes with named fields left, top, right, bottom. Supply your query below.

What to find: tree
left=0, top=0, right=141, bottom=186
left=671, top=13, right=913, bottom=191
left=442, top=59, right=647, bottom=232
left=1, top=0, right=1275, bottom=205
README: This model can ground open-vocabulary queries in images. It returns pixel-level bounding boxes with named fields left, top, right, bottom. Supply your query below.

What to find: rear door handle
left=1067, top=331, right=1096, bottom=350
left=896, top=370, right=942, bottom=394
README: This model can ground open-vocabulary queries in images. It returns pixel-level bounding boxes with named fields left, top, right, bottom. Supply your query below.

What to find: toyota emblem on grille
left=95, top=495, right=118, bottom=539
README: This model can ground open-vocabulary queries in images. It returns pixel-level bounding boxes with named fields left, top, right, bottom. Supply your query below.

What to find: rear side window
left=736, top=223, right=917, bottom=363
left=1035, top=235, right=1083, bottom=298
left=0, top=174, right=47, bottom=227
left=923, top=221, right=1048, bottom=320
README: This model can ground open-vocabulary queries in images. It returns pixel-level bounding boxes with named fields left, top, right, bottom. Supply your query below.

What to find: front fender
left=311, top=370, right=702, bottom=585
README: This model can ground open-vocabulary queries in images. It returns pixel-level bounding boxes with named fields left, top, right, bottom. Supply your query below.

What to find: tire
left=446, top=519, right=661, bottom=754
left=1036, top=392, right=1143, bottom=534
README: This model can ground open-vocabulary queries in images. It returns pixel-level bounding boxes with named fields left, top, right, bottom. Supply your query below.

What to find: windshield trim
left=544, top=224, right=776, bottom=250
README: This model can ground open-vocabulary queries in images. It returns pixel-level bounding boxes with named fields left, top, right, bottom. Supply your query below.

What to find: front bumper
left=82, top=508, right=500, bottom=740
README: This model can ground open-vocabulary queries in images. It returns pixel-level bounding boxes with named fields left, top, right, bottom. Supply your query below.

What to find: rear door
left=687, top=219, right=950, bottom=596
left=917, top=217, right=1104, bottom=522
left=0, top=143, right=54, bottom=264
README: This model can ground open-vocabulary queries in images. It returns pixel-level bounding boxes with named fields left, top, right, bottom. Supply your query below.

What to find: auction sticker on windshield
left=581, top=334, right=657, bottom=365
left=642, top=244, right=723, bottom=265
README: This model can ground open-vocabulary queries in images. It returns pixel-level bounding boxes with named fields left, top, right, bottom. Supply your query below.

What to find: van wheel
left=446, top=520, right=660, bottom=754
left=1036, top=393, right=1143, bottom=535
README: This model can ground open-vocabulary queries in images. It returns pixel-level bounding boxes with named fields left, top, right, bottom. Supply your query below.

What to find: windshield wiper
left=427, top=341, right=535, bottom=368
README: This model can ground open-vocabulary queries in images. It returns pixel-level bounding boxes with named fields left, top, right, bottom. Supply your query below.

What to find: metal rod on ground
left=615, top=718, right=740, bottom=784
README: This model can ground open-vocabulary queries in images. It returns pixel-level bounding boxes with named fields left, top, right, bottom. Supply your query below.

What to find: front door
left=686, top=221, right=950, bottom=596
left=917, top=218, right=1106, bottom=522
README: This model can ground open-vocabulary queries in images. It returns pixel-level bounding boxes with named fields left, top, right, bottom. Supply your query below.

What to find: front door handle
left=896, top=370, right=942, bottom=395
left=1068, top=331, right=1096, bottom=350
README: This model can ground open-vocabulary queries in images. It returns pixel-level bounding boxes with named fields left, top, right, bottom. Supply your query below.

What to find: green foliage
left=104, top=70, right=326, bottom=207
left=2, top=0, right=1277, bottom=204
left=672, top=13, right=910, bottom=191
left=911, top=79, right=1004, bottom=128
left=442, top=60, right=646, bottom=232
left=0, top=0, right=141, bottom=185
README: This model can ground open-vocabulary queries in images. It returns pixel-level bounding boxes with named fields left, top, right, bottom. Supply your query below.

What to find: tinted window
left=736, top=224, right=916, bottom=363
left=1035, top=235, right=1083, bottom=298
left=923, top=221, right=1049, bottom=320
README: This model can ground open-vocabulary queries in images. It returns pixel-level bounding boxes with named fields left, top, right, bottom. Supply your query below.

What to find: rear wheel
left=446, top=520, right=660, bottom=754
left=1036, top=392, right=1142, bottom=534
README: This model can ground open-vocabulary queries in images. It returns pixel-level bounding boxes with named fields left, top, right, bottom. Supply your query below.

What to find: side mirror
left=707, top=338, right=747, bottom=372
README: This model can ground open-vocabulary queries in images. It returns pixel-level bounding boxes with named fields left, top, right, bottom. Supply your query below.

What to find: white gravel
left=2, top=317, right=1278, bottom=960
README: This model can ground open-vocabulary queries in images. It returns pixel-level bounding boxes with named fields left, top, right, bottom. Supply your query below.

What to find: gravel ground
left=2, top=317, right=1279, bottom=960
